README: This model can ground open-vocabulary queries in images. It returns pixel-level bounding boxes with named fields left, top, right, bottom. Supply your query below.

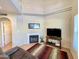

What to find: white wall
left=23, top=16, right=45, bottom=43
left=4, top=15, right=45, bottom=47
left=15, top=15, right=45, bottom=46
left=0, top=15, right=45, bottom=47
left=0, top=11, right=72, bottom=48
left=45, top=10, right=72, bottom=48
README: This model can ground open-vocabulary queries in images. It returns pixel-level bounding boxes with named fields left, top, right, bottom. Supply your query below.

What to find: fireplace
left=29, top=35, right=39, bottom=43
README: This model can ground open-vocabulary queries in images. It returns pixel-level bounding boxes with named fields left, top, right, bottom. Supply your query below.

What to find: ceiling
left=0, top=0, right=19, bottom=14
left=0, top=0, right=72, bottom=15
left=44, top=0, right=72, bottom=13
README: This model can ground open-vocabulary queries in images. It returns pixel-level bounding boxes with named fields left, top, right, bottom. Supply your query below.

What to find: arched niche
left=0, top=17, right=12, bottom=48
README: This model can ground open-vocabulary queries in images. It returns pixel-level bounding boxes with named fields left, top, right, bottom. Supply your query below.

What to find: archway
left=0, top=17, right=12, bottom=48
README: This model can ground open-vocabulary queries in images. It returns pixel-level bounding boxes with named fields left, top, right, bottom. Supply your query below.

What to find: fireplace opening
left=29, top=35, right=39, bottom=43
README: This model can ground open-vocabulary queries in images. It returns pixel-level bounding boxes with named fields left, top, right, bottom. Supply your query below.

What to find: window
left=73, top=15, right=78, bottom=51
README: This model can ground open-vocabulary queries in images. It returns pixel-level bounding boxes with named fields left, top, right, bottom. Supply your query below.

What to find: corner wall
left=70, top=0, right=78, bottom=58
left=45, top=10, right=72, bottom=48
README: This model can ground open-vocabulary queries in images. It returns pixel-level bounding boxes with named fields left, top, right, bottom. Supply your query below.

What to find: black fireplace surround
left=29, top=35, right=39, bottom=43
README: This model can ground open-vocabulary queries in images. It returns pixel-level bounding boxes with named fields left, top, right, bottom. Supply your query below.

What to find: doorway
left=0, top=17, right=12, bottom=48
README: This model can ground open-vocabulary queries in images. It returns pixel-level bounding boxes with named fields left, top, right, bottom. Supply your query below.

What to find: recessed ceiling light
left=0, top=6, right=2, bottom=10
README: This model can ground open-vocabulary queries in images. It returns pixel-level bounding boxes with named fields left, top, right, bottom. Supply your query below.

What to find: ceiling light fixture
left=0, top=6, right=2, bottom=9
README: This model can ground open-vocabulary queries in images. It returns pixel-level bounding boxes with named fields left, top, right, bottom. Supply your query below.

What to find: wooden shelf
left=46, top=36, right=61, bottom=49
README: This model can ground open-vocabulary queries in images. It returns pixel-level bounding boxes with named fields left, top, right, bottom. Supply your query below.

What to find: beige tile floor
left=3, top=43, right=36, bottom=52
left=2, top=42, right=12, bottom=52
